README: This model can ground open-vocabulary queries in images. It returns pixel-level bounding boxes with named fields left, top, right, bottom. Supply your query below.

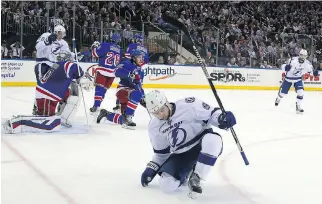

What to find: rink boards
left=1, top=59, right=321, bottom=91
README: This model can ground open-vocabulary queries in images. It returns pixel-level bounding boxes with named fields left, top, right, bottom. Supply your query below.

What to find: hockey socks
left=93, top=86, right=107, bottom=107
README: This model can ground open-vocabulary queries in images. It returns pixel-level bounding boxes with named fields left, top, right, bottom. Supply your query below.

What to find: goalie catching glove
left=79, top=73, right=93, bottom=91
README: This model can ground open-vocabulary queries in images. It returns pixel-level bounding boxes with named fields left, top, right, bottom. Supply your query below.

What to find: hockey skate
left=296, top=102, right=304, bottom=114
left=32, top=104, right=37, bottom=115
left=2, top=119, right=12, bottom=134
left=96, top=109, right=111, bottom=124
left=122, top=114, right=136, bottom=130
left=187, top=172, right=202, bottom=199
left=275, top=97, right=281, bottom=106
left=90, top=106, right=98, bottom=112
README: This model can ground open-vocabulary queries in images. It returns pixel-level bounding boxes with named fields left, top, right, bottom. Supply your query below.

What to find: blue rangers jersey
left=124, top=43, right=149, bottom=65
left=115, top=60, right=144, bottom=91
left=148, top=97, right=223, bottom=166
left=35, top=61, right=84, bottom=101
left=91, top=42, right=121, bottom=77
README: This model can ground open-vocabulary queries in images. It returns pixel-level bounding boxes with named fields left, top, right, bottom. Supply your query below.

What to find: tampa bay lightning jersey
left=35, top=61, right=83, bottom=101
left=148, top=97, right=223, bottom=166
left=282, top=57, right=313, bottom=82
left=35, top=35, right=71, bottom=67
left=91, top=42, right=121, bottom=77
left=124, top=43, right=149, bottom=65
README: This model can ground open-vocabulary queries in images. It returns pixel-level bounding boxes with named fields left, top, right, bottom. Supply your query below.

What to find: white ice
left=1, top=87, right=322, bottom=204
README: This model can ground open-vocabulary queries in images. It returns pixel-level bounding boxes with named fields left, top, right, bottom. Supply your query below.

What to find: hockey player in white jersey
left=140, top=90, right=236, bottom=198
left=33, top=25, right=71, bottom=114
left=275, top=49, right=319, bottom=113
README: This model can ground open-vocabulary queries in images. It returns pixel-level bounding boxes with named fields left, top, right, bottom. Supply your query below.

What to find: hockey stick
left=72, top=38, right=90, bottom=131
left=162, top=15, right=249, bottom=165
left=136, top=83, right=152, bottom=119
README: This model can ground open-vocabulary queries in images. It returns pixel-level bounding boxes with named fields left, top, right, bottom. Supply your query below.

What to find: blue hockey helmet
left=131, top=49, right=144, bottom=59
left=133, top=33, right=143, bottom=43
left=111, top=33, right=121, bottom=43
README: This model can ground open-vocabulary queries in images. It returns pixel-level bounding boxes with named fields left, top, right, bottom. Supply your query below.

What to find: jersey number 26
left=105, top=52, right=120, bottom=67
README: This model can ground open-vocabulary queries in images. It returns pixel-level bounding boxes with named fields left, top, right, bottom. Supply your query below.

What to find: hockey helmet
left=299, top=49, right=308, bottom=63
left=133, top=33, right=144, bottom=43
left=56, top=51, right=72, bottom=62
left=145, top=90, right=171, bottom=119
left=54, top=25, right=66, bottom=38
left=111, top=33, right=121, bottom=43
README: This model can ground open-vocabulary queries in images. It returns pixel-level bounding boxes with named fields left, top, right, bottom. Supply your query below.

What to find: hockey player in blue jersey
left=124, top=33, right=149, bottom=65
left=89, top=33, right=122, bottom=113
left=2, top=52, right=92, bottom=134
left=96, top=50, right=146, bottom=129
left=112, top=33, right=148, bottom=113
left=140, top=90, right=236, bottom=198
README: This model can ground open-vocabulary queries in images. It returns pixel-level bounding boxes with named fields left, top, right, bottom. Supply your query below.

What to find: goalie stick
left=73, top=38, right=90, bottom=132
left=162, top=15, right=249, bottom=166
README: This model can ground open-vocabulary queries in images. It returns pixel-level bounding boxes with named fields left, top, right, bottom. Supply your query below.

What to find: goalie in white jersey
left=275, top=49, right=319, bottom=113
left=140, top=90, right=236, bottom=198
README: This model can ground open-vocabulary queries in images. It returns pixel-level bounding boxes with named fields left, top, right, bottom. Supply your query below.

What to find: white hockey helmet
left=299, top=49, right=308, bottom=62
left=54, top=25, right=66, bottom=38
left=145, top=90, right=169, bottom=114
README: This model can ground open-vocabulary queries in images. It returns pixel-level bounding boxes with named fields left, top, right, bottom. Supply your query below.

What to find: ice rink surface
left=1, top=87, right=322, bottom=204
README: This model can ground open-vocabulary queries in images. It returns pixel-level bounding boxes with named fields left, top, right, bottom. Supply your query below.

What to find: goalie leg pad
left=94, top=72, right=115, bottom=89
left=36, top=98, right=59, bottom=116
left=3, top=115, right=61, bottom=134
left=59, top=95, right=80, bottom=127
left=58, top=83, right=81, bottom=126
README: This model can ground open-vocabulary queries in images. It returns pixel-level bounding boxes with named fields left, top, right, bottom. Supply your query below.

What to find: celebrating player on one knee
left=140, top=90, right=236, bottom=198
left=275, top=49, right=319, bottom=113
left=89, top=33, right=122, bottom=113
left=96, top=50, right=146, bottom=129
left=2, top=52, right=91, bottom=134
left=113, top=33, right=149, bottom=113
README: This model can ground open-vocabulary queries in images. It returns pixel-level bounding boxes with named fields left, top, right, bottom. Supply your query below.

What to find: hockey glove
left=141, top=161, right=160, bottom=187
left=79, top=76, right=93, bottom=91
left=313, top=69, right=319, bottom=77
left=284, top=64, right=291, bottom=72
left=130, top=71, right=141, bottom=85
left=218, top=111, right=236, bottom=130
left=45, top=33, right=57, bottom=45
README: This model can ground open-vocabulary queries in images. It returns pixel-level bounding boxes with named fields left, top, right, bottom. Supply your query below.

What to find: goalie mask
left=57, top=51, right=72, bottom=62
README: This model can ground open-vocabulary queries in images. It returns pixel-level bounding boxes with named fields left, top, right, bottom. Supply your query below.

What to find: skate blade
left=296, top=111, right=304, bottom=115
left=187, top=191, right=199, bottom=199
left=2, top=121, right=12, bottom=134
left=121, top=124, right=136, bottom=130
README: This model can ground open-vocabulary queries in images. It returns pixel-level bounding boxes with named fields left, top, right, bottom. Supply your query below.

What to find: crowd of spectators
left=130, top=1, right=322, bottom=67
left=1, top=1, right=322, bottom=68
